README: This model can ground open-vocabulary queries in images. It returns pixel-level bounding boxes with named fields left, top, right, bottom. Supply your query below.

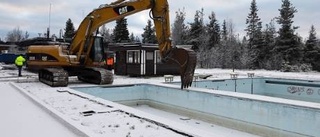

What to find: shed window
left=146, top=52, right=153, bottom=60
left=155, top=50, right=162, bottom=63
left=127, top=50, right=140, bottom=63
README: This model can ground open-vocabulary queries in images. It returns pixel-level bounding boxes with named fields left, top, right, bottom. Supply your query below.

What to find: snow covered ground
left=2, top=63, right=320, bottom=137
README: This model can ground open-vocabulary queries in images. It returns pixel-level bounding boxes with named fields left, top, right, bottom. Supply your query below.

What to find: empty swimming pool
left=73, top=83, right=320, bottom=137
left=172, top=77, right=320, bottom=103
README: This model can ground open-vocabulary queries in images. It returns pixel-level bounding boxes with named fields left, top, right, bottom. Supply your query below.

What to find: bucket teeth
left=180, top=49, right=196, bottom=89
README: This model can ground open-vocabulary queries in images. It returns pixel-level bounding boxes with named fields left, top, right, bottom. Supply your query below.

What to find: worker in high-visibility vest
left=106, top=57, right=114, bottom=70
left=15, top=54, right=26, bottom=77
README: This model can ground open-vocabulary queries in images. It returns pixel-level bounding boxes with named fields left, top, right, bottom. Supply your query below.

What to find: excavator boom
left=70, top=0, right=196, bottom=88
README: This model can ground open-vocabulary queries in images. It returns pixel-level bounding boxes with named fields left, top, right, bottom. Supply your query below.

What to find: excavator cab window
left=90, top=36, right=105, bottom=62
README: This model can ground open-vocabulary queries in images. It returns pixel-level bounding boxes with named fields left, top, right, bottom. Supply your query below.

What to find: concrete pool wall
left=74, top=83, right=320, bottom=137
left=175, top=78, right=320, bottom=103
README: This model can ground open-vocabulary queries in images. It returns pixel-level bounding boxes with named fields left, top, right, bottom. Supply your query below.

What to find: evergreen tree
left=275, top=0, right=302, bottom=67
left=141, top=20, right=157, bottom=43
left=113, top=18, right=130, bottom=43
left=135, top=36, right=141, bottom=43
left=172, top=8, right=188, bottom=45
left=218, top=20, right=229, bottom=68
left=64, top=18, right=75, bottom=39
left=188, top=8, right=205, bottom=51
left=262, top=20, right=280, bottom=70
left=129, top=33, right=141, bottom=43
left=304, top=25, right=320, bottom=70
left=221, top=20, right=228, bottom=41
left=206, top=11, right=220, bottom=49
left=129, top=33, right=135, bottom=42
left=245, top=0, right=263, bottom=69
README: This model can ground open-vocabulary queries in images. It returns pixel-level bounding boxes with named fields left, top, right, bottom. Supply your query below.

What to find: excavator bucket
left=166, top=48, right=197, bottom=89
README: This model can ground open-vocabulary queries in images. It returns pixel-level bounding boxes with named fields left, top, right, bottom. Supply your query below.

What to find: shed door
left=114, top=51, right=127, bottom=75
left=145, top=51, right=154, bottom=75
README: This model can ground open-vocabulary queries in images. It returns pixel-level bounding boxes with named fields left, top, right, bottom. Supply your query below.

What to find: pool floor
left=132, top=104, right=259, bottom=137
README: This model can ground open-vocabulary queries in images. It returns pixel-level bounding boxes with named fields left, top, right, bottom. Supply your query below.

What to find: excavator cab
left=89, top=36, right=105, bottom=63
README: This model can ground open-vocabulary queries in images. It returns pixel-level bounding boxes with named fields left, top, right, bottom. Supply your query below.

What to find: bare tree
left=24, top=31, right=29, bottom=39
left=197, top=30, right=210, bottom=68
left=100, top=25, right=113, bottom=43
left=6, top=27, right=25, bottom=42
left=217, top=20, right=244, bottom=69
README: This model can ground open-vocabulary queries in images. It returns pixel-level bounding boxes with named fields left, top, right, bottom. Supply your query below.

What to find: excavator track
left=38, top=67, right=113, bottom=87
left=38, top=68, right=69, bottom=87
left=77, top=67, right=113, bottom=85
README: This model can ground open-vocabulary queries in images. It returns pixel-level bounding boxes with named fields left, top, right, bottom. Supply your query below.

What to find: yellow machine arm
left=70, top=0, right=196, bottom=89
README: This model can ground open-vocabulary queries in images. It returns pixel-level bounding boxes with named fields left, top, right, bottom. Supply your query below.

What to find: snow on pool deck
left=0, top=82, right=80, bottom=137
left=2, top=66, right=320, bottom=137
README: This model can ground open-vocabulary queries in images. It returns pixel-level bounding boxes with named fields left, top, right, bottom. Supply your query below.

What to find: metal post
left=230, top=73, right=238, bottom=92
left=234, top=79, right=237, bottom=92
left=247, top=73, right=255, bottom=94
left=193, top=74, right=198, bottom=87
left=48, top=3, right=51, bottom=39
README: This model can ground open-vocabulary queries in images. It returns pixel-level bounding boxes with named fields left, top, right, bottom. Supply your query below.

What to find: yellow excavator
left=26, top=0, right=196, bottom=89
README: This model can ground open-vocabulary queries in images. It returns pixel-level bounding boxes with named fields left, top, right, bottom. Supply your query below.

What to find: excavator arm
left=70, top=0, right=196, bottom=89
left=150, top=0, right=197, bottom=89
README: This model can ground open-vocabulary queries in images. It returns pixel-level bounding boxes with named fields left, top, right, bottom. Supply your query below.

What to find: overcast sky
left=0, top=0, right=319, bottom=41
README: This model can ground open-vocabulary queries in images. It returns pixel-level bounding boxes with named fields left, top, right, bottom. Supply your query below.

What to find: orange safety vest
left=106, top=58, right=114, bottom=65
